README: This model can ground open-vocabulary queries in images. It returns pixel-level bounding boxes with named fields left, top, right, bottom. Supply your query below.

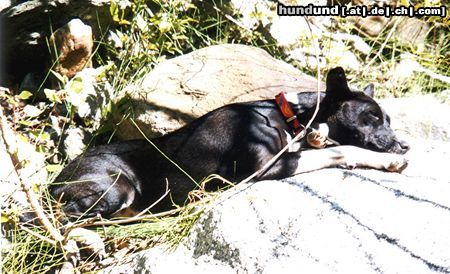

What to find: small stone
left=50, top=18, right=93, bottom=79
left=62, top=127, right=91, bottom=160
left=394, top=18, right=430, bottom=50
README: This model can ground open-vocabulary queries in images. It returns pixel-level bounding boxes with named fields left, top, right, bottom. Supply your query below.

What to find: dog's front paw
left=384, top=155, right=408, bottom=173
left=307, top=131, right=328, bottom=149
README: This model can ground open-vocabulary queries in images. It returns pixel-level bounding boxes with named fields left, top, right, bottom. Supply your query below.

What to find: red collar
left=275, top=92, right=305, bottom=136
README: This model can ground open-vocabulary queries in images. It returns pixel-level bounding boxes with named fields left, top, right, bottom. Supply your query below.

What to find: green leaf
left=40, top=132, right=50, bottom=140
left=44, top=89, right=61, bottom=103
left=46, top=164, right=63, bottom=173
left=23, top=105, right=42, bottom=117
left=50, top=70, right=67, bottom=85
left=36, top=145, right=46, bottom=154
left=69, top=77, right=84, bottom=94
left=18, top=120, right=38, bottom=127
left=30, top=130, right=50, bottom=141
left=148, top=43, right=158, bottom=50
left=17, top=90, right=33, bottom=100
left=110, top=0, right=119, bottom=22
left=7, top=96, right=19, bottom=107
left=1, top=214, right=9, bottom=223
left=119, top=19, right=131, bottom=25
left=19, top=134, right=29, bottom=143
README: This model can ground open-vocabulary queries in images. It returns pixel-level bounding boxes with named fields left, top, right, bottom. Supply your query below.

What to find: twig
left=0, top=104, right=64, bottom=244
left=211, top=4, right=253, bottom=33
left=363, top=17, right=400, bottom=71
left=19, top=225, right=57, bottom=246
left=20, top=179, right=65, bottom=243
left=73, top=207, right=183, bottom=228
left=0, top=104, right=21, bottom=169
left=240, top=17, right=323, bottom=184
left=134, top=180, right=170, bottom=218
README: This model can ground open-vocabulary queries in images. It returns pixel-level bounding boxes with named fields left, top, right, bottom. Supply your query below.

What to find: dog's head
left=323, top=67, right=409, bottom=154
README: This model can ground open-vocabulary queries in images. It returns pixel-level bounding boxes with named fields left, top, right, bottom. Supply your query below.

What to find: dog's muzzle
left=389, top=139, right=410, bottom=154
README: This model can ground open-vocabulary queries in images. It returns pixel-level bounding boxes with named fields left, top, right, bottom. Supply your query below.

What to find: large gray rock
left=104, top=165, right=450, bottom=273
left=115, top=44, right=324, bottom=140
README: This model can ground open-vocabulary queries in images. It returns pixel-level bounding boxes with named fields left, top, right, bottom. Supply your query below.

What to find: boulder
left=394, top=18, right=430, bottom=49
left=102, top=95, right=450, bottom=273
left=348, top=15, right=392, bottom=37
left=103, top=165, right=450, bottom=273
left=187, top=168, right=450, bottom=274
left=61, top=127, right=92, bottom=161
left=349, top=16, right=430, bottom=47
left=115, top=44, right=324, bottom=140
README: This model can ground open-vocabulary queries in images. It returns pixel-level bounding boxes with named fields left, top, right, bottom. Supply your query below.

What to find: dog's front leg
left=293, top=145, right=408, bottom=174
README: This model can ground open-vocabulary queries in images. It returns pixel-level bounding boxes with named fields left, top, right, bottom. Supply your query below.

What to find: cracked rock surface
left=185, top=167, right=450, bottom=274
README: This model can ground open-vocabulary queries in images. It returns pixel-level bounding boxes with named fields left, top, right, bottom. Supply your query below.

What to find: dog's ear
left=363, top=84, right=375, bottom=98
left=325, top=67, right=351, bottom=97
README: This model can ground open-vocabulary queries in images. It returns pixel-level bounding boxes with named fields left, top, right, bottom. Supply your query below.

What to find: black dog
left=50, top=67, right=409, bottom=219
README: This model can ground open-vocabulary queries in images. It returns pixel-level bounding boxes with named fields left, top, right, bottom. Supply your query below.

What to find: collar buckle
left=275, top=92, right=305, bottom=136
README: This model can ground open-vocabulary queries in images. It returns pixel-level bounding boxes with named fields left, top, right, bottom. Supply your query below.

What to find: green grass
left=2, top=225, right=65, bottom=273
left=2, top=188, right=218, bottom=273
left=2, top=169, right=227, bottom=273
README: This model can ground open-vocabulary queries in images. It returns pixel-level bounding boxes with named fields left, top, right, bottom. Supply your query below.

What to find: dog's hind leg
left=51, top=174, right=138, bottom=219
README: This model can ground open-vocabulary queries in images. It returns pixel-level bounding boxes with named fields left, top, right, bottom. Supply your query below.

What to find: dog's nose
left=389, top=139, right=410, bottom=154
left=398, top=140, right=410, bottom=153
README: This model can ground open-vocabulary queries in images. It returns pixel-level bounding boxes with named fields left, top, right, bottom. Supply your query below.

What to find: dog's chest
left=283, top=130, right=301, bottom=152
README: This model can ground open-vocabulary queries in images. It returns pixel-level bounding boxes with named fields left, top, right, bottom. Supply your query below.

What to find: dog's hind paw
left=384, top=156, right=408, bottom=173
left=67, top=227, right=106, bottom=260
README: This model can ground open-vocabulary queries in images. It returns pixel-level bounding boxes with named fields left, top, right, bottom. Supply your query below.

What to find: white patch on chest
left=316, top=123, right=329, bottom=136
left=284, top=130, right=301, bottom=152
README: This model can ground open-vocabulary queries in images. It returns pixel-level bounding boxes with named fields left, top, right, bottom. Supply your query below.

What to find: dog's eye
left=368, top=113, right=379, bottom=121
left=361, top=111, right=380, bottom=126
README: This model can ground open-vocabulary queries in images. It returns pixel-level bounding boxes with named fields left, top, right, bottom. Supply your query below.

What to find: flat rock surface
left=104, top=166, right=449, bottom=274
left=186, top=168, right=450, bottom=273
